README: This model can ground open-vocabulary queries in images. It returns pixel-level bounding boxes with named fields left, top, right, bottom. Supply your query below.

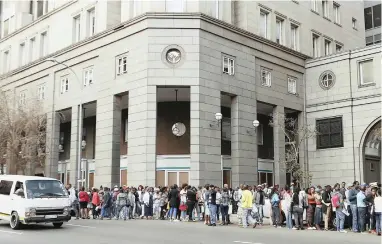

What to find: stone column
left=44, top=111, right=60, bottom=178
left=69, top=106, right=80, bottom=185
left=190, top=86, right=221, bottom=187
left=273, top=105, right=286, bottom=185
left=127, top=86, right=156, bottom=187
left=231, top=95, right=258, bottom=187
left=95, top=96, right=122, bottom=188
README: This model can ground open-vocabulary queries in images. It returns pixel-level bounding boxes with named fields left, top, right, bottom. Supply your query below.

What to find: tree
left=270, top=112, right=317, bottom=187
left=0, top=90, right=47, bottom=175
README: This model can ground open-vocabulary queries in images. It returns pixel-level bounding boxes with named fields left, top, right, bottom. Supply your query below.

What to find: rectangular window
left=287, top=77, right=297, bottom=94
left=37, top=84, right=46, bottom=100
left=3, top=50, right=10, bottom=73
left=3, top=19, right=9, bottom=36
left=222, top=117, right=231, bottom=141
left=324, top=39, right=331, bottom=55
left=259, top=10, right=268, bottom=38
left=19, top=90, right=27, bottom=106
left=365, top=7, right=373, bottom=30
left=366, top=36, right=374, bottom=46
left=60, top=76, right=69, bottom=94
left=29, top=37, right=36, bottom=62
left=19, top=43, right=26, bottom=66
left=73, top=15, right=81, bottom=43
left=375, top=34, right=381, bottom=44
left=165, top=0, right=184, bottom=12
left=124, top=118, right=128, bottom=142
left=373, top=4, right=381, bottom=28
left=83, top=67, right=94, bottom=86
left=37, top=0, right=44, bottom=17
left=87, top=8, right=96, bottom=37
left=352, top=18, right=357, bottom=29
left=40, top=31, right=48, bottom=57
left=222, top=56, right=234, bottom=75
left=290, top=24, right=298, bottom=51
left=276, top=18, right=284, bottom=44
left=312, top=34, right=319, bottom=57
left=311, top=0, right=318, bottom=12
left=260, top=68, right=271, bottom=87
left=0, top=180, right=13, bottom=195
left=257, top=124, right=264, bottom=145
left=322, top=0, right=328, bottom=17
left=359, top=60, right=374, bottom=85
left=116, top=55, right=128, bottom=75
left=335, top=44, right=343, bottom=52
left=316, top=117, right=343, bottom=149
left=333, top=3, right=340, bottom=24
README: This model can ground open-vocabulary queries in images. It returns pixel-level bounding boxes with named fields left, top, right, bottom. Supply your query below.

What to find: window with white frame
left=87, top=8, right=96, bottom=37
left=37, top=0, right=44, bottom=17
left=322, top=0, right=328, bottom=18
left=19, top=90, right=26, bottom=106
left=83, top=67, right=94, bottom=86
left=116, top=55, right=128, bottom=76
left=312, top=34, right=320, bottom=57
left=290, top=24, right=298, bottom=51
left=3, top=50, right=10, bottom=73
left=37, top=83, right=46, bottom=100
left=19, top=42, right=26, bottom=66
left=73, top=15, right=81, bottom=43
left=222, top=56, right=234, bottom=75
left=324, top=39, right=331, bottom=55
left=29, top=37, right=36, bottom=62
left=359, top=60, right=374, bottom=85
left=165, top=0, right=184, bottom=12
left=60, top=76, right=69, bottom=94
left=257, top=124, right=264, bottom=145
left=3, top=19, right=9, bottom=36
left=260, top=68, right=272, bottom=87
left=335, top=44, right=343, bottom=52
left=40, top=31, right=48, bottom=57
left=333, top=3, right=340, bottom=24
left=259, top=10, right=269, bottom=38
left=287, top=77, right=297, bottom=94
left=311, top=0, right=318, bottom=12
left=352, top=18, right=357, bottom=29
left=276, top=18, right=284, bottom=45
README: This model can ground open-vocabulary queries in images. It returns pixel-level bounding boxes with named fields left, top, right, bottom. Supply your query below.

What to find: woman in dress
left=78, top=186, right=90, bottom=219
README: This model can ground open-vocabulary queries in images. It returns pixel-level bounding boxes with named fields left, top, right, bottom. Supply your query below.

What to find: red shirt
left=79, top=191, right=89, bottom=202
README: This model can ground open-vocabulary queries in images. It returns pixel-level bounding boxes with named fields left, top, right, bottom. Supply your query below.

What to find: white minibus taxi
left=0, top=175, right=71, bottom=230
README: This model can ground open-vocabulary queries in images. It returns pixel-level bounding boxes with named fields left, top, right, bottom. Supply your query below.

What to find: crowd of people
left=64, top=180, right=381, bottom=236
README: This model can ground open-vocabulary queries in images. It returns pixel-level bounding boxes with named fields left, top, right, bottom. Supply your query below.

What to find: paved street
left=0, top=217, right=380, bottom=244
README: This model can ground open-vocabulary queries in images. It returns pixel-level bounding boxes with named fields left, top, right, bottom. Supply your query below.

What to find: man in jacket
left=241, top=185, right=253, bottom=228
left=357, top=184, right=368, bottom=233
left=322, top=185, right=332, bottom=230
left=347, top=181, right=359, bottom=232
left=208, top=185, right=217, bottom=226
left=253, top=185, right=265, bottom=225
left=223, top=184, right=232, bottom=224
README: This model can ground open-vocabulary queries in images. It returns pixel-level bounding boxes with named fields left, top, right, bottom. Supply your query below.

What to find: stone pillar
left=69, top=106, right=80, bottom=185
left=95, top=96, right=122, bottom=188
left=44, top=111, right=60, bottom=178
left=190, top=86, right=221, bottom=187
left=127, top=86, right=156, bottom=186
left=298, top=111, right=307, bottom=187
left=231, top=95, right=257, bottom=187
left=273, top=105, right=286, bottom=186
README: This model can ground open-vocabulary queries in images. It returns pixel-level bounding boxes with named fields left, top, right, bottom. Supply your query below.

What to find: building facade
left=306, top=44, right=381, bottom=186
left=364, top=0, right=381, bottom=46
left=0, top=0, right=368, bottom=188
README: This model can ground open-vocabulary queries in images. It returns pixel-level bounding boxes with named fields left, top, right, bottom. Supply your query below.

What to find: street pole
left=46, top=58, right=82, bottom=190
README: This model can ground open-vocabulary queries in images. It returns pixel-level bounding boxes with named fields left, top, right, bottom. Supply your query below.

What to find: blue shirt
left=356, top=191, right=366, bottom=208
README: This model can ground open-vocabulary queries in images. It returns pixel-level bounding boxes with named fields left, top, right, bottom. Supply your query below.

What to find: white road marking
left=0, top=229, right=23, bottom=235
left=233, top=241, right=263, bottom=244
left=66, top=223, right=96, bottom=229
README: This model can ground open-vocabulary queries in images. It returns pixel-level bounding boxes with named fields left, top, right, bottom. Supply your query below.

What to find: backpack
left=271, top=193, right=280, bottom=207
left=331, top=194, right=340, bottom=208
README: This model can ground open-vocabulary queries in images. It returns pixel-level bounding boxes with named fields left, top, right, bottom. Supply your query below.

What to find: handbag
left=228, top=204, right=232, bottom=215
left=179, top=204, right=187, bottom=211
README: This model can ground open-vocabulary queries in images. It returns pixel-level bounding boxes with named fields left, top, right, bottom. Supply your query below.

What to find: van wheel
left=10, top=212, right=21, bottom=230
left=53, top=222, right=63, bottom=228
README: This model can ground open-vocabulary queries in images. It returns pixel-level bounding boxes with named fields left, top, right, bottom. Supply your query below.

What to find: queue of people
left=64, top=180, right=381, bottom=236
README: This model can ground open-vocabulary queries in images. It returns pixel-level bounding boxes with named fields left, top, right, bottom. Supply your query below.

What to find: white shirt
left=375, top=196, right=382, bottom=213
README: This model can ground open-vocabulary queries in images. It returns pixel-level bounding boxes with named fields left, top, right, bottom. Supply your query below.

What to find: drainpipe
left=348, top=51, right=357, bottom=181
left=303, top=72, right=309, bottom=188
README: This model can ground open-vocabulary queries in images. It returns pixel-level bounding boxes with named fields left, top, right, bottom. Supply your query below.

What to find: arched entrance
left=363, top=120, right=381, bottom=183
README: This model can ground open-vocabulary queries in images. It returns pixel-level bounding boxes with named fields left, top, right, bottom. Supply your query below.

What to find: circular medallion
left=172, top=122, right=186, bottom=137
left=166, top=49, right=181, bottom=64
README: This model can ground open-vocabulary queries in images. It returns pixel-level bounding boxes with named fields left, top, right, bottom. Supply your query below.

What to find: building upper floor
left=0, top=0, right=366, bottom=75
left=364, top=1, right=381, bottom=46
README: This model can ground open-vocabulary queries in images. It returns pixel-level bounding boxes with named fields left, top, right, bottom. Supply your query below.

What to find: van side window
left=14, top=181, right=24, bottom=194
left=0, top=180, right=13, bottom=195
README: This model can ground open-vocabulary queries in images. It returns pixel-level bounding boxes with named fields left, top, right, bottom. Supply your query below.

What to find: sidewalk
left=229, top=214, right=271, bottom=225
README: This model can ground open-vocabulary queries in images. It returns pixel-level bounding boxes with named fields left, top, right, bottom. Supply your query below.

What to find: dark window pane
left=316, top=117, right=343, bottom=149
left=318, top=121, right=330, bottom=134
left=330, top=133, right=342, bottom=146
left=260, top=172, right=267, bottom=185
left=319, top=135, right=330, bottom=148
left=330, top=119, right=342, bottom=133
left=365, top=7, right=373, bottom=29
left=373, top=4, right=381, bottom=28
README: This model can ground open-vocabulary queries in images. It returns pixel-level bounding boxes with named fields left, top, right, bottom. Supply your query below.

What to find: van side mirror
left=16, top=191, right=25, bottom=198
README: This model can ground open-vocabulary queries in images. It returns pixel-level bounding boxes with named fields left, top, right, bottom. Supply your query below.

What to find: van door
left=0, top=180, right=14, bottom=221
left=11, top=181, right=25, bottom=219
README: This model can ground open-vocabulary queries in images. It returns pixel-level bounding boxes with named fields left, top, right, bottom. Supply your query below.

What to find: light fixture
left=58, top=144, right=64, bottom=152
left=210, top=112, right=223, bottom=128
left=81, top=140, right=87, bottom=150
left=247, top=119, right=260, bottom=135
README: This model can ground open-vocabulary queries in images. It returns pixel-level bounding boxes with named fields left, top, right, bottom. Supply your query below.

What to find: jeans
left=209, top=204, right=217, bottom=224
left=293, top=206, right=303, bottom=228
left=186, top=201, right=195, bottom=219
left=336, top=209, right=345, bottom=231
left=256, top=204, right=264, bottom=224
left=242, top=208, right=253, bottom=228
left=168, top=207, right=177, bottom=219
left=71, top=202, right=79, bottom=219
left=357, top=207, right=367, bottom=232
left=376, top=213, right=382, bottom=233
left=101, top=205, right=111, bottom=218
left=271, top=206, right=280, bottom=226
left=193, top=204, right=201, bottom=220
left=350, top=204, right=358, bottom=232
left=323, top=206, right=331, bottom=230
left=220, top=205, right=229, bottom=223
left=286, top=210, right=293, bottom=229
left=216, top=205, right=220, bottom=221
left=314, top=207, right=322, bottom=225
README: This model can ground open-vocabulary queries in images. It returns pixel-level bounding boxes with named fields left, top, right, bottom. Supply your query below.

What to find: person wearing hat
left=357, top=184, right=368, bottom=233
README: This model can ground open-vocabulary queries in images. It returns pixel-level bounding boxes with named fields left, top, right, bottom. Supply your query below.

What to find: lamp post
left=46, top=58, right=83, bottom=190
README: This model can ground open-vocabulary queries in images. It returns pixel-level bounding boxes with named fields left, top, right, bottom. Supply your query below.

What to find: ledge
left=334, top=22, right=342, bottom=28
left=311, top=10, right=320, bottom=16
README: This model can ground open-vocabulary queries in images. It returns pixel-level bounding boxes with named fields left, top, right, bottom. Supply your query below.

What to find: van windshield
left=25, top=180, right=68, bottom=199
